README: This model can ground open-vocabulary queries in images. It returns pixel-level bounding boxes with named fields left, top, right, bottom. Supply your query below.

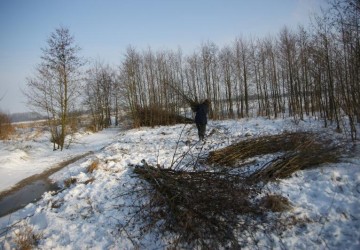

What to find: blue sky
left=0, top=0, right=326, bottom=114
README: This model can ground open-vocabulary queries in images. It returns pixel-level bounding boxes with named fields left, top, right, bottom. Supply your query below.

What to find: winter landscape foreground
left=0, top=116, right=359, bottom=249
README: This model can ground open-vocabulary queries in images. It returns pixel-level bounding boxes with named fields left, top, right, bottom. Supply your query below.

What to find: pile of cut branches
left=249, top=139, right=340, bottom=182
left=125, top=131, right=342, bottom=248
left=207, top=132, right=314, bottom=166
left=133, top=165, right=263, bottom=248
left=207, top=132, right=342, bottom=182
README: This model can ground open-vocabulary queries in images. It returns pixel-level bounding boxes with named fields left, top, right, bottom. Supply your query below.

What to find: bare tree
left=120, top=46, right=142, bottom=127
left=219, top=46, right=235, bottom=118
left=24, top=26, right=84, bottom=150
left=234, top=37, right=250, bottom=118
left=84, top=61, right=116, bottom=131
left=113, top=3, right=358, bottom=138
left=328, top=0, right=360, bottom=138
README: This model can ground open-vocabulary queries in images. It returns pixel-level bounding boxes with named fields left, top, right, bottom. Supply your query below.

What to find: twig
left=170, top=124, right=187, bottom=169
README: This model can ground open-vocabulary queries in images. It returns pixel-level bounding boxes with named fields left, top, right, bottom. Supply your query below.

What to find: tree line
left=118, top=0, right=359, bottom=138
left=25, top=0, right=360, bottom=150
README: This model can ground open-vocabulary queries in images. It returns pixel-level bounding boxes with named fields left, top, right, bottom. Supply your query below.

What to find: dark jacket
left=195, top=103, right=208, bottom=125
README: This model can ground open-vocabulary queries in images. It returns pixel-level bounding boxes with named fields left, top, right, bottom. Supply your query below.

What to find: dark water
left=0, top=152, right=92, bottom=218
left=0, top=179, right=59, bottom=217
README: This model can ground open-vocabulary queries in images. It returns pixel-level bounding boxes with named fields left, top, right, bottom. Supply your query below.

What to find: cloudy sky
left=0, top=0, right=326, bottom=114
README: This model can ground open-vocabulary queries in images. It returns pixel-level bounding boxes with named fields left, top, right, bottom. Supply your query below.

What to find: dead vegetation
left=0, top=112, right=14, bottom=139
left=132, top=105, right=193, bottom=128
left=259, top=194, right=293, bottom=212
left=13, top=222, right=42, bottom=250
left=208, top=132, right=314, bottom=165
left=207, top=132, right=341, bottom=182
left=64, top=177, right=77, bottom=188
left=121, top=131, right=342, bottom=248
left=87, top=160, right=100, bottom=173
left=133, top=165, right=263, bottom=248
left=249, top=146, right=340, bottom=182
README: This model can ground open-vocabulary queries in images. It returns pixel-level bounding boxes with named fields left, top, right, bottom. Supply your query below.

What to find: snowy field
left=0, top=123, right=120, bottom=192
left=0, top=117, right=359, bottom=249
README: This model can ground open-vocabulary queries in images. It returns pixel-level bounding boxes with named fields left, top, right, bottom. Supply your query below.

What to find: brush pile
left=207, top=132, right=313, bottom=165
left=127, top=132, right=342, bottom=248
left=133, top=165, right=263, bottom=248
left=208, top=132, right=341, bottom=182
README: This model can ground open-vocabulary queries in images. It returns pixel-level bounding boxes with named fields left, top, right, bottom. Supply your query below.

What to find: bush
left=131, top=105, right=193, bottom=128
left=0, top=112, right=14, bottom=139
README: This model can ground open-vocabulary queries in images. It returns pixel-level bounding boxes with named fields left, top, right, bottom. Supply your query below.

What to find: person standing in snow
left=194, top=99, right=210, bottom=141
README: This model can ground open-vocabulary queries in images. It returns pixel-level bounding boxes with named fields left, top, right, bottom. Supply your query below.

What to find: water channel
left=0, top=152, right=92, bottom=217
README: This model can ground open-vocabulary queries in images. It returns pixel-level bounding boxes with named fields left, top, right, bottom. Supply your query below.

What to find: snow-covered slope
left=0, top=127, right=119, bottom=192
left=0, top=117, right=359, bottom=249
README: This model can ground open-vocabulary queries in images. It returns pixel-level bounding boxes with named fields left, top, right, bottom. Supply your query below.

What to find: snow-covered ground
left=0, top=117, right=359, bottom=249
left=0, top=125, right=119, bottom=192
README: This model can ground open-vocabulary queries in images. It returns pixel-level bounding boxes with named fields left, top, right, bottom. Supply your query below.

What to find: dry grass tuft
left=259, top=194, right=293, bottom=212
left=64, top=177, right=77, bottom=188
left=51, top=199, right=63, bottom=209
left=13, top=223, right=42, bottom=250
left=84, top=177, right=96, bottom=185
left=87, top=160, right=100, bottom=173
left=0, top=112, right=15, bottom=139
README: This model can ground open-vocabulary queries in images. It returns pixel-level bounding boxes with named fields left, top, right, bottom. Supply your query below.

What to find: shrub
left=131, top=105, right=193, bottom=128
left=0, top=112, right=14, bottom=139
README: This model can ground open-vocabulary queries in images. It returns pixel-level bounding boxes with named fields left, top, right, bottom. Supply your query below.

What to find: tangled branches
left=207, top=132, right=316, bottom=166
left=120, top=132, right=343, bottom=248
left=132, top=105, right=193, bottom=128
left=208, top=132, right=342, bottom=182
left=133, top=165, right=263, bottom=248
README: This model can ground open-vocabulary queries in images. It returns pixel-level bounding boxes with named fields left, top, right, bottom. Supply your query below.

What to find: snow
left=0, top=127, right=119, bottom=191
left=0, top=117, right=359, bottom=249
